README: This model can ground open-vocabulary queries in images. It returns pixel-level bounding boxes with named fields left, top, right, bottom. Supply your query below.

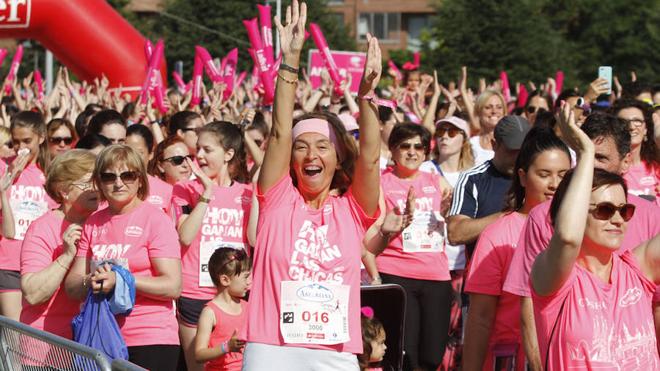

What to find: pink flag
left=517, top=84, right=529, bottom=108
left=500, top=71, right=511, bottom=103
left=191, top=54, right=204, bottom=107
left=195, top=46, right=222, bottom=82
left=222, top=48, right=238, bottom=100
left=244, top=18, right=274, bottom=104
left=555, top=70, right=564, bottom=95
left=257, top=4, right=274, bottom=68
left=4, top=45, right=24, bottom=94
left=33, top=70, right=44, bottom=102
left=309, top=23, right=343, bottom=95
left=388, top=60, right=403, bottom=81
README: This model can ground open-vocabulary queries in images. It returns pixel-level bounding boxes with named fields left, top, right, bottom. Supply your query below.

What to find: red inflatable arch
left=0, top=0, right=166, bottom=91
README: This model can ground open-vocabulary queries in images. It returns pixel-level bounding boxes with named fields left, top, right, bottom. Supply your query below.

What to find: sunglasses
left=526, top=106, right=545, bottom=114
left=589, top=202, right=635, bottom=222
left=161, top=155, right=193, bottom=166
left=398, top=142, right=425, bottom=151
left=436, top=126, right=463, bottom=138
left=49, top=137, right=74, bottom=145
left=99, top=171, right=139, bottom=184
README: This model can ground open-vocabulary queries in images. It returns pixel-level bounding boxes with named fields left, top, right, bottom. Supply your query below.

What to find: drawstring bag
left=72, top=288, right=129, bottom=361
left=109, top=265, right=136, bottom=315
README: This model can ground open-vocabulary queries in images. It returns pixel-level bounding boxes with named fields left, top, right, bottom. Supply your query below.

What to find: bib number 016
left=301, top=311, right=329, bottom=323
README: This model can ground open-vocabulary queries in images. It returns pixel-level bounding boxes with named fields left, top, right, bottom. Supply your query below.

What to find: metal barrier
left=0, top=315, right=113, bottom=371
left=110, top=359, right=147, bottom=371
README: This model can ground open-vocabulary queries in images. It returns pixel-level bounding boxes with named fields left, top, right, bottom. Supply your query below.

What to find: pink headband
left=292, top=118, right=343, bottom=157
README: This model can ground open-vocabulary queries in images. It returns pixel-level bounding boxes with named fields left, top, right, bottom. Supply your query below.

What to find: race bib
left=199, top=240, right=245, bottom=287
left=402, top=211, right=445, bottom=253
left=10, top=198, right=48, bottom=240
left=280, top=281, right=350, bottom=345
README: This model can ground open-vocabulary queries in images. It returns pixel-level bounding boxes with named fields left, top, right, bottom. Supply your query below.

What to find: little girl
left=194, top=248, right=251, bottom=371
left=359, top=307, right=387, bottom=371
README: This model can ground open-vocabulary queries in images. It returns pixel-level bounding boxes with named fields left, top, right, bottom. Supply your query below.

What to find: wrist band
left=198, top=195, right=212, bottom=204
left=280, top=63, right=299, bottom=74
left=221, top=341, right=228, bottom=354
left=358, top=94, right=398, bottom=109
left=277, top=72, right=298, bottom=85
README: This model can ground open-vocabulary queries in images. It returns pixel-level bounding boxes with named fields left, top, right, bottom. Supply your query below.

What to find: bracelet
left=198, top=195, right=212, bottom=204
left=54, top=258, right=69, bottom=271
left=378, top=228, right=393, bottom=240
left=277, top=72, right=298, bottom=85
left=221, top=341, right=228, bottom=354
left=280, top=63, right=299, bottom=74
left=82, top=275, right=88, bottom=288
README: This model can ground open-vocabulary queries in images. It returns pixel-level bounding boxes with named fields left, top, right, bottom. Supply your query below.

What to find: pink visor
left=292, top=118, right=342, bottom=157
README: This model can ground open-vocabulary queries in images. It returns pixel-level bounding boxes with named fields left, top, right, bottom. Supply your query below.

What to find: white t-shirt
left=470, top=136, right=494, bottom=165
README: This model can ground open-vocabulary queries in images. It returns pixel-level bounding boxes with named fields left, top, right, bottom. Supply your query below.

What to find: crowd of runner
left=0, top=1, right=658, bottom=370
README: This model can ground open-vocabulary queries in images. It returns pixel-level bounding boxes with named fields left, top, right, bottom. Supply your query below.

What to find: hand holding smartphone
left=598, top=66, right=612, bottom=95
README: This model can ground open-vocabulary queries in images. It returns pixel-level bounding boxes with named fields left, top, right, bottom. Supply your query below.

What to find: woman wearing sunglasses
left=172, top=121, right=251, bottom=371
left=149, top=136, right=193, bottom=185
left=241, top=1, right=381, bottom=368
left=462, top=127, right=570, bottom=371
left=20, top=150, right=98, bottom=340
left=65, top=145, right=182, bottom=371
left=523, top=90, right=552, bottom=126
left=530, top=103, right=660, bottom=369
left=373, top=122, right=452, bottom=370
left=46, top=119, right=77, bottom=157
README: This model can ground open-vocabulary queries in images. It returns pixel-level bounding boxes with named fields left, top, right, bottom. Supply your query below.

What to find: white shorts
left=242, top=342, right=359, bottom=371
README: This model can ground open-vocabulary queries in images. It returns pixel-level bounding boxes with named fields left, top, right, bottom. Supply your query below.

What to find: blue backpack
left=72, top=290, right=129, bottom=361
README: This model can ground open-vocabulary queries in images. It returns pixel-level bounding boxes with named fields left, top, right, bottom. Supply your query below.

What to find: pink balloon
left=34, top=70, right=44, bottom=101
left=257, top=4, right=274, bottom=68
left=4, top=45, right=23, bottom=94
left=222, top=48, right=238, bottom=100
left=500, top=71, right=511, bottom=103
left=195, top=46, right=222, bottom=82
left=309, top=23, right=343, bottom=96
left=191, top=54, right=204, bottom=107
left=138, top=39, right=164, bottom=105
left=172, top=71, right=186, bottom=92
left=388, top=60, right=403, bottom=81
left=244, top=18, right=274, bottom=104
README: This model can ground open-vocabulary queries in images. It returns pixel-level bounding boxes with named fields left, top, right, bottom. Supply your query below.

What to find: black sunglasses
left=398, top=142, right=425, bottom=151
left=49, top=137, right=74, bottom=145
left=589, top=202, right=635, bottom=222
left=99, top=171, right=139, bottom=184
left=161, top=155, right=193, bottom=166
left=436, top=126, right=462, bottom=138
left=526, top=106, right=545, bottom=114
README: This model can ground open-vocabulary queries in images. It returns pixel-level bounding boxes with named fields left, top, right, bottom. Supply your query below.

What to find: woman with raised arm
left=241, top=1, right=382, bottom=369
left=530, top=103, right=660, bottom=369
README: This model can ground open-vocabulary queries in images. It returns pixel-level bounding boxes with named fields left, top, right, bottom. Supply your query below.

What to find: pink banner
left=387, top=60, right=403, bottom=81
left=500, top=71, right=511, bottom=103
left=4, top=45, right=23, bottom=94
left=244, top=18, right=274, bottom=104
left=138, top=39, right=164, bottom=105
left=257, top=4, right=274, bottom=68
left=517, top=84, right=528, bottom=108
left=307, top=49, right=366, bottom=94
left=555, top=70, right=564, bottom=95
left=33, top=70, right=44, bottom=101
left=195, top=46, right=222, bottom=82
left=222, top=48, right=238, bottom=100
left=191, top=54, right=204, bottom=107
left=309, top=23, right=343, bottom=95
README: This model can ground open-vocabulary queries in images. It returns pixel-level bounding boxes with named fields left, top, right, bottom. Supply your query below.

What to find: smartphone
left=598, top=66, right=612, bottom=95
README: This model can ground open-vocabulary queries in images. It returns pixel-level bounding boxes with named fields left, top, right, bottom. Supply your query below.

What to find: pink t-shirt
left=172, top=180, right=252, bottom=299
left=205, top=300, right=248, bottom=371
left=464, top=212, right=526, bottom=371
left=242, top=175, right=378, bottom=354
left=76, top=201, right=181, bottom=347
left=20, top=211, right=80, bottom=339
left=503, top=195, right=660, bottom=298
left=0, top=161, right=57, bottom=271
left=146, top=175, right=173, bottom=212
left=623, top=162, right=659, bottom=205
left=533, top=252, right=659, bottom=369
left=376, top=169, right=450, bottom=281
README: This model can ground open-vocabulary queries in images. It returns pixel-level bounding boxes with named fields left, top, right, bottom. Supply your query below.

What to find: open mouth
left=303, top=165, right=322, bottom=177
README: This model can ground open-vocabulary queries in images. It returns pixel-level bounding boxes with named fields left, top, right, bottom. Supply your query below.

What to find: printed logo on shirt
left=91, top=243, right=131, bottom=261
left=618, top=288, right=642, bottom=307
left=388, top=190, right=407, bottom=196
left=147, top=195, right=164, bottom=206
left=396, top=196, right=434, bottom=213
left=125, top=226, right=143, bottom=238
left=422, top=186, right=436, bottom=194
left=323, top=204, right=333, bottom=215
left=234, top=196, right=252, bottom=205
left=200, top=207, right=245, bottom=239
left=578, top=298, right=606, bottom=311
left=10, top=184, right=47, bottom=202
left=289, top=220, right=344, bottom=283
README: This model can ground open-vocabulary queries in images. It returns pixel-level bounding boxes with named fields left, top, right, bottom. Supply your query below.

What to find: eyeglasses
left=436, top=126, right=463, bottom=138
left=49, top=137, right=73, bottom=145
left=161, top=155, right=193, bottom=166
left=589, top=202, right=635, bottom=222
left=99, top=171, right=139, bottom=184
left=526, top=106, right=544, bottom=114
left=71, top=182, right=94, bottom=191
left=398, top=143, right=425, bottom=151
left=627, top=118, right=645, bottom=127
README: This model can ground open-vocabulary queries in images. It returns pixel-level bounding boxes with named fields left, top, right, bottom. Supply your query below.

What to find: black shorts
left=176, top=296, right=210, bottom=327
left=0, top=269, right=20, bottom=291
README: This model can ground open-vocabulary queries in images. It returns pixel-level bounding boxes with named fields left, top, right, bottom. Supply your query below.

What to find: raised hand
left=274, top=0, right=307, bottom=67
left=358, top=33, right=382, bottom=97
left=584, top=77, right=609, bottom=102
left=557, top=100, right=593, bottom=155
left=62, top=224, right=83, bottom=258
left=381, top=186, right=416, bottom=236
left=186, top=157, right=214, bottom=193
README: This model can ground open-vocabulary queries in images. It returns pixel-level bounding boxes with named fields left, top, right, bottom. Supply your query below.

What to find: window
left=357, top=12, right=401, bottom=42
left=406, top=14, right=431, bottom=51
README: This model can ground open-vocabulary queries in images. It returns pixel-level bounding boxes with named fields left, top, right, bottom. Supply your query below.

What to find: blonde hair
left=0, top=126, right=10, bottom=147
left=45, top=149, right=96, bottom=203
left=93, top=145, right=149, bottom=201
left=474, top=90, right=506, bottom=121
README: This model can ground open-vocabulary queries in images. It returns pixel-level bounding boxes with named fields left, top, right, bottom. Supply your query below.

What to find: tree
left=423, top=0, right=567, bottom=88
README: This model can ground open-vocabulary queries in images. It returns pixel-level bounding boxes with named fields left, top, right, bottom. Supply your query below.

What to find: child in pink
left=75, top=201, right=181, bottom=348
left=194, top=247, right=251, bottom=371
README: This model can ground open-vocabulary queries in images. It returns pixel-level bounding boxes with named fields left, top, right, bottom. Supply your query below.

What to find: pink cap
left=436, top=116, right=470, bottom=136
left=338, top=113, right=359, bottom=132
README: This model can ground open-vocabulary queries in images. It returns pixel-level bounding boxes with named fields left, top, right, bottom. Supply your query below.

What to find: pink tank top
left=205, top=300, right=248, bottom=371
